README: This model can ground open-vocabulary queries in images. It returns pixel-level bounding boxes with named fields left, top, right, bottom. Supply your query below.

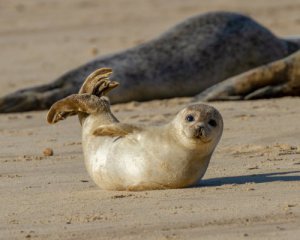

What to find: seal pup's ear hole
left=93, top=123, right=142, bottom=137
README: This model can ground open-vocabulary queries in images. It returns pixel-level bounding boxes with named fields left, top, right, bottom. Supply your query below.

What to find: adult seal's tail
left=1, top=11, right=299, bottom=113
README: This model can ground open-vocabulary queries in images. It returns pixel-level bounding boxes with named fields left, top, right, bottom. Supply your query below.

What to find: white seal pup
left=47, top=68, right=223, bottom=191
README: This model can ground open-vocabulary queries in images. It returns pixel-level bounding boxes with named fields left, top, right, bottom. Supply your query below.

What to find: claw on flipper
left=79, top=68, right=119, bottom=96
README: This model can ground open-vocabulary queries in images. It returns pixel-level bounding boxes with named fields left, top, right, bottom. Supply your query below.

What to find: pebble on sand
left=43, top=148, right=54, bottom=156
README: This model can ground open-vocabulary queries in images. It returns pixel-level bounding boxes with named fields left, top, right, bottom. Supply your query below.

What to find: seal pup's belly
left=83, top=134, right=210, bottom=191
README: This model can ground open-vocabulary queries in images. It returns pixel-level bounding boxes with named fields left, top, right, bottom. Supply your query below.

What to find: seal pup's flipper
left=93, top=123, right=143, bottom=137
left=194, top=50, right=300, bottom=101
left=47, top=68, right=120, bottom=124
left=47, top=94, right=108, bottom=124
left=79, top=68, right=119, bottom=96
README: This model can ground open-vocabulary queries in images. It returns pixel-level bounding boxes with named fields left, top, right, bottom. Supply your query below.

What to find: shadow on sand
left=200, top=171, right=300, bottom=187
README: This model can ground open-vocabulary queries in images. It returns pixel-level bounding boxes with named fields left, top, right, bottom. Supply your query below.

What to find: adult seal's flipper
left=194, top=50, right=300, bottom=101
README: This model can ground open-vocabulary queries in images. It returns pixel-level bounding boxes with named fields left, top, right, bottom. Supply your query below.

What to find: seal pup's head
left=171, top=104, right=223, bottom=151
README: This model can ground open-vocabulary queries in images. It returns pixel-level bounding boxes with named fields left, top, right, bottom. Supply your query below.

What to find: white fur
left=81, top=105, right=223, bottom=191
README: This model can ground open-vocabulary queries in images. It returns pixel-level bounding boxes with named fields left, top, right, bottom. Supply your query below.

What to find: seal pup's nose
left=195, top=123, right=206, bottom=137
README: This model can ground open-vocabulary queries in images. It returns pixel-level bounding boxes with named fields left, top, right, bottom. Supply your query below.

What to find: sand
left=0, top=0, right=300, bottom=239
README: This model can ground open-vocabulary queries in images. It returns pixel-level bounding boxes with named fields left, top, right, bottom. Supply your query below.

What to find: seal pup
left=47, top=68, right=223, bottom=191
left=1, top=11, right=299, bottom=113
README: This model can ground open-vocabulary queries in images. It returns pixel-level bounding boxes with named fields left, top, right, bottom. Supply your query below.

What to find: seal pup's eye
left=208, top=119, right=217, bottom=127
left=185, top=115, right=195, bottom=122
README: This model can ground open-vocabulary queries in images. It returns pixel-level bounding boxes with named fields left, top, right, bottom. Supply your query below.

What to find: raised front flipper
left=194, top=50, right=300, bottom=101
left=93, top=123, right=143, bottom=137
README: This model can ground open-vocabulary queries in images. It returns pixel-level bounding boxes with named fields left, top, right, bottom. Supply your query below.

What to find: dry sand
left=0, top=0, right=300, bottom=239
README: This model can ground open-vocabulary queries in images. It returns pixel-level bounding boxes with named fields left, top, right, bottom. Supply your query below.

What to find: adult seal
left=1, top=11, right=299, bottom=113
left=47, top=68, right=223, bottom=190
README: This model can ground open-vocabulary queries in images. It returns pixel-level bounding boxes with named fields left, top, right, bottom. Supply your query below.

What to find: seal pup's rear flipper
left=93, top=123, right=143, bottom=137
left=79, top=68, right=119, bottom=96
left=47, top=94, right=108, bottom=124
left=47, top=68, right=120, bottom=125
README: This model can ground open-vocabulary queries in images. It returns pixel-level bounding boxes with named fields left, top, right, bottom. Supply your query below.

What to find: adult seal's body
left=47, top=68, right=223, bottom=190
left=1, top=11, right=299, bottom=113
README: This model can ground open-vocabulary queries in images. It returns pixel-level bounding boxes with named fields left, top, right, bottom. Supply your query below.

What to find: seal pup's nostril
left=194, top=123, right=206, bottom=138
left=196, top=123, right=205, bottom=131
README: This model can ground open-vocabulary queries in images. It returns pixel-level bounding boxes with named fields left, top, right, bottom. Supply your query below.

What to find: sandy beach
left=1, top=0, right=300, bottom=239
